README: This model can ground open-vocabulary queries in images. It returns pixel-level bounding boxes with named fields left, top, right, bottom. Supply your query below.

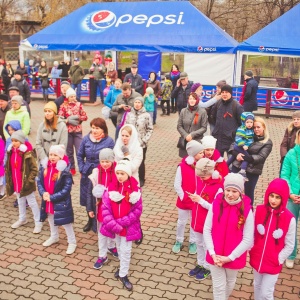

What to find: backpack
left=209, top=99, right=238, bottom=125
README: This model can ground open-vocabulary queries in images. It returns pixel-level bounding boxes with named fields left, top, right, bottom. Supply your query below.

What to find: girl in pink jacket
left=203, top=173, right=254, bottom=300
left=100, top=159, right=142, bottom=291
left=250, top=178, right=295, bottom=299
left=189, top=158, right=223, bottom=281
left=0, top=136, right=5, bottom=200
left=173, top=140, right=205, bottom=255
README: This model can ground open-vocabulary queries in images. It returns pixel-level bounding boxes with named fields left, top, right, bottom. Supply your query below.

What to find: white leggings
left=47, top=214, right=76, bottom=244
left=195, top=232, right=210, bottom=269
left=254, top=269, right=279, bottom=300
left=17, top=192, right=41, bottom=225
left=176, top=208, right=196, bottom=243
left=98, top=221, right=116, bottom=258
left=210, top=264, right=239, bottom=300
left=115, top=235, right=132, bottom=278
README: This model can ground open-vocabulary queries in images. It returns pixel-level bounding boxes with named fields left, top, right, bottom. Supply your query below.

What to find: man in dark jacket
left=111, top=82, right=142, bottom=139
left=171, top=72, right=193, bottom=114
left=9, top=70, right=31, bottom=104
left=212, top=84, right=244, bottom=156
left=123, top=64, right=144, bottom=95
left=243, top=70, right=258, bottom=112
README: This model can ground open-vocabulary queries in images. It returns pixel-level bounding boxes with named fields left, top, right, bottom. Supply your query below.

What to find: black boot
left=83, top=216, right=93, bottom=232
left=119, top=275, right=133, bottom=291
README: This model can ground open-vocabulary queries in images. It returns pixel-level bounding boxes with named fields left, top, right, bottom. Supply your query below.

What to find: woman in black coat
left=229, top=117, right=273, bottom=206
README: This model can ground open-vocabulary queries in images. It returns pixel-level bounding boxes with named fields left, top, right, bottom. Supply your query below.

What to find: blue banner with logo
left=201, top=85, right=300, bottom=109
left=238, top=4, right=300, bottom=55
left=21, top=1, right=238, bottom=53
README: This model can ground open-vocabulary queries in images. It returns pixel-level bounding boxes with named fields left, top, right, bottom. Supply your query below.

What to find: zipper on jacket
left=258, top=210, right=273, bottom=272
left=14, top=150, right=19, bottom=193
left=193, top=183, right=206, bottom=229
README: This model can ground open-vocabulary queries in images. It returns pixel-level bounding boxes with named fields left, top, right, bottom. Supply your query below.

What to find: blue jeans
left=71, top=83, right=82, bottom=101
left=42, top=87, right=48, bottom=96
left=93, top=79, right=104, bottom=102
left=231, top=165, right=259, bottom=206
left=227, top=144, right=249, bottom=170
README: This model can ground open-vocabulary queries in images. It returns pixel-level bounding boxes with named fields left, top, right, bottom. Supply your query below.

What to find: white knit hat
left=11, top=130, right=26, bottom=144
left=49, top=144, right=66, bottom=159
left=186, top=140, right=204, bottom=157
left=115, top=159, right=132, bottom=177
left=66, top=88, right=76, bottom=99
left=224, top=173, right=245, bottom=194
left=201, top=136, right=217, bottom=149
left=11, top=95, right=23, bottom=106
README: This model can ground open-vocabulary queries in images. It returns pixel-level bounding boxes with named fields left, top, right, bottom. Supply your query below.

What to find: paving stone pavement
left=0, top=99, right=299, bottom=300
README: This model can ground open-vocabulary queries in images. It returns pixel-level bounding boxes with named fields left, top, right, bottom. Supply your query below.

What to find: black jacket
left=212, top=98, right=244, bottom=153
left=38, top=165, right=74, bottom=226
left=243, top=77, right=258, bottom=112
left=171, top=81, right=193, bottom=112
left=230, top=136, right=273, bottom=175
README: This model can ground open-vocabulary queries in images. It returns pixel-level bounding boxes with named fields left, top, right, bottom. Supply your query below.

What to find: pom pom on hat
left=186, top=140, right=204, bottom=157
left=56, top=160, right=67, bottom=171
left=196, top=158, right=216, bottom=177
left=224, top=173, right=245, bottom=194
left=99, top=148, right=115, bottom=162
left=44, top=101, right=57, bottom=114
left=201, top=136, right=217, bottom=149
left=66, top=88, right=76, bottom=99
left=115, top=159, right=132, bottom=177
left=49, top=144, right=65, bottom=159
left=11, top=130, right=26, bottom=144
left=92, top=184, right=106, bottom=198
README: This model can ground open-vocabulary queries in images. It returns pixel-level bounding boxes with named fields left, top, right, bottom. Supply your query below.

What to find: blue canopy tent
left=235, top=4, right=300, bottom=85
left=20, top=1, right=238, bottom=84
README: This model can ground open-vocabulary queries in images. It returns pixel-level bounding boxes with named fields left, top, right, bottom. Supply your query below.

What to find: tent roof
left=238, top=4, right=300, bottom=55
left=21, top=1, right=238, bottom=53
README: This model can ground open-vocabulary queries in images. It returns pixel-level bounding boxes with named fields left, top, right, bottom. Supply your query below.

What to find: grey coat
left=111, top=90, right=142, bottom=125
left=125, top=107, right=153, bottom=148
left=177, top=106, right=207, bottom=157
left=36, top=118, right=68, bottom=161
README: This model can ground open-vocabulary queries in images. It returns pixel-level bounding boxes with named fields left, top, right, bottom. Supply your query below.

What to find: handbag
left=177, top=137, right=187, bottom=150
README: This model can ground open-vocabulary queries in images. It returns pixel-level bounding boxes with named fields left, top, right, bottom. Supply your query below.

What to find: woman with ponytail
left=177, top=92, right=207, bottom=158
left=203, top=173, right=254, bottom=300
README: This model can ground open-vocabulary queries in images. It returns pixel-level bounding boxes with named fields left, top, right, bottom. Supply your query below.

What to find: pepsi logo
left=87, top=10, right=117, bottom=31
left=272, top=90, right=289, bottom=104
left=197, top=46, right=203, bottom=52
left=258, top=46, right=265, bottom=52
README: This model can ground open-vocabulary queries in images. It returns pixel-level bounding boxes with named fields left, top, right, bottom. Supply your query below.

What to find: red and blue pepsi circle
left=86, top=10, right=117, bottom=31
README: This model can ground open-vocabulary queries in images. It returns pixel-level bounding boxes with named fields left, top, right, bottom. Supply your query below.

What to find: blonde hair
left=121, top=125, right=132, bottom=136
left=254, top=117, right=269, bottom=143
left=296, top=129, right=300, bottom=145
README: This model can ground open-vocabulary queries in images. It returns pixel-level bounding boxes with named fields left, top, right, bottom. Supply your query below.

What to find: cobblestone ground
left=0, top=99, right=299, bottom=300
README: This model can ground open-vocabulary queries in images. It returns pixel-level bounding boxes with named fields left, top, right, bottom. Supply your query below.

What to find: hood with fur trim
left=264, top=178, right=290, bottom=211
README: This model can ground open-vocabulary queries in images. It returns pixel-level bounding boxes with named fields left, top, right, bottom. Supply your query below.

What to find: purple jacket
left=100, top=191, right=143, bottom=241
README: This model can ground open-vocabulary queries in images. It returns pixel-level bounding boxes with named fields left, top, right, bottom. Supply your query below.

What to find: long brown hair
left=44, top=114, right=58, bottom=130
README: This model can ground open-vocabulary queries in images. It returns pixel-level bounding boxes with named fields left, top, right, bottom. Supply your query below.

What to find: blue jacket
left=104, top=86, right=122, bottom=109
left=77, top=134, right=115, bottom=206
left=235, top=112, right=254, bottom=147
left=38, top=164, right=74, bottom=226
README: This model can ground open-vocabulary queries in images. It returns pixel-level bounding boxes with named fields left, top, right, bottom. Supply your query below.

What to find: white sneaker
left=43, top=237, right=59, bottom=247
left=285, top=259, right=294, bottom=269
left=33, top=222, right=43, bottom=234
left=66, top=243, right=77, bottom=255
left=11, top=220, right=28, bottom=229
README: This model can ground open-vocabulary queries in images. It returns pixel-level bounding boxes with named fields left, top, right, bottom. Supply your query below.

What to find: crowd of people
left=0, top=57, right=299, bottom=298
